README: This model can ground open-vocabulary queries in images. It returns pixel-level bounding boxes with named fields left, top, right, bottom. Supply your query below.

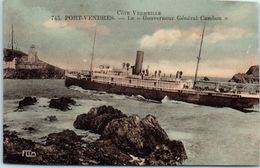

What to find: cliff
left=229, top=65, right=259, bottom=83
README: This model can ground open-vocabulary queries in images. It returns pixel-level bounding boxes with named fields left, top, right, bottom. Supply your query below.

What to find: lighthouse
left=28, top=44, right=38, bottom=63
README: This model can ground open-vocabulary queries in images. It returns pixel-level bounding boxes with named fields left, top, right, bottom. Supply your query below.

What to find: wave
left=68, top=85, right=195, bottom=106
left=69, top=85, right=100, bottom=94
left=69, top=85, right=88, bottom=93
left=3, top=96, right=104, bottom=142
left=161, top=96, right=182, bottom=104
left=161, top=96, right=171, bottom=103
left=110, top=94, right=127, bottom=100
left=161, top=96, right=196, bottom=107
left=135, top=95, right=146, bottom=100
left=37, top=97, right=51, bottom=107
left=128, top=95, right=159, bottom=103
left=68, top=86, right=156, bottom=102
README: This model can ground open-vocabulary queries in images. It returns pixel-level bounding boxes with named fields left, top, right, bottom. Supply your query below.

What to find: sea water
left=3, top=79, right=260, bottom=165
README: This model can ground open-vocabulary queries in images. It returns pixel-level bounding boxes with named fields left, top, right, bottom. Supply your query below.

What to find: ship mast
left=11, top=24, right=14, bottom=57
left=193, top=22, right=206, bottom=89
left=89, top=27, right=97, bottom=75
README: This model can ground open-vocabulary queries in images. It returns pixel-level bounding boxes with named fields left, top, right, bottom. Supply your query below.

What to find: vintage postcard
left=2, top=0, right=259, bottom=166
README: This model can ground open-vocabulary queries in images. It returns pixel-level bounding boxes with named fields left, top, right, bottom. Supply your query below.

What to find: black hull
left=65, top=77, right=259, bottom=111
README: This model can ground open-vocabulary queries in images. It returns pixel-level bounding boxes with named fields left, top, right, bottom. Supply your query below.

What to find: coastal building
left=3, top=45, right=65, bottom=79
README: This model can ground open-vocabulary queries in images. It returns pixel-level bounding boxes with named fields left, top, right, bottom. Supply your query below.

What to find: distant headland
left=229, top=65, right=259, bottom=84
left=3, top=45, right=65, bottom=79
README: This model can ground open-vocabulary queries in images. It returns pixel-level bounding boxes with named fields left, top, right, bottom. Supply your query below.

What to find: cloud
left=140, top=29, right=182, bottom=48
left=43, top=19, right=110, bottom=34
left=140, top=26, right=251, bottom=48
left=205, top=26, right=250, bottom=43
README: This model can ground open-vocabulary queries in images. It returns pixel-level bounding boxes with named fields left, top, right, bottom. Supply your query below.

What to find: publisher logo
left=22, top=150, right=36, bottom=157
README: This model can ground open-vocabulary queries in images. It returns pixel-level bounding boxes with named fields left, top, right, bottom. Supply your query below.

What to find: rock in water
left=203, top=76, right=210, bottom=81
left=246, top=65, right=259, bottom=77
left=23, top=127, right=37, bottom=133
left=90, top=139, right=134, bottom=165
left=18, top=97, right=37, bottom=108
left=44, top=115, right=58, bottom=122
left=73, top=105, right=127, bottom=134
left=73, top=105, right=187, bottom=164
left=49, top=97, right=76, bottom=111
left=230, top=65, right=259, bottom=83
left=145, top=140, right=187, bottom=165
left=3, top=124, right=9, bottom=129
left=101, top=114, right=171, bottom=157
left=73, top=106, right=187, bottom=165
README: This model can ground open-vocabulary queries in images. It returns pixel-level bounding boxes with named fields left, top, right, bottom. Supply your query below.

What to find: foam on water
left=161, top=95, right=170, bottom=103
left=69, top=85, right=100, bottom=94
left=4, top=97, right=104, bottom=143
left=161, top=95, right=196, bottom=107
left=69, top=85, right=87, bottom=93
left=135, top=94, right=146, bottom=100
left=69, top=85, right=159, bottom=103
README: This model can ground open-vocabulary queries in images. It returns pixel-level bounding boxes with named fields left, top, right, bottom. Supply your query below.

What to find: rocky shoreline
left=4, top=100, right=187, bottom=165
left=229, top=65, right=259, bottom=83
left=4, top=68, right=65, bottom=79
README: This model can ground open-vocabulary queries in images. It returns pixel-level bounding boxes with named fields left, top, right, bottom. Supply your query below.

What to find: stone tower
left=28, top=44, right=38, bottom=63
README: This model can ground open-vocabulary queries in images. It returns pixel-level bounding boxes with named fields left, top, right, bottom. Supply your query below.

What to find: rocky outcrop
left=91, top=139, right=134, bottom=165
left=246, top=65, right=259, bottom=76
left=73, top=106, right=187, bottom=165
left=4, top=131, right=37, bottom=164
left=4, top=106, right=187, bottom=165
left=46, top=130, right=82, bottom=146
left=101, top=114, right=169, bottom=156
left=3, top=124, right=9, bottom=129
left=18, top=97, right=37, bottom=108
left=73, top=105, right=127, bottom=134
left=4, top=68, right=65, bottom=79
left=229, top=65, right=259, bottom=83
left=49, top=97, right=76, bottom=111
left=99, top=114, right=187, bottom=165
left=202, top=76, right=210, bottom=81
left=4, top=130, right=88, bottom=165
left=3, top=130, right=134, bottom=165
left=145, top=141, right=187, bottom=165
left=3, top=48, right=65, bottom=79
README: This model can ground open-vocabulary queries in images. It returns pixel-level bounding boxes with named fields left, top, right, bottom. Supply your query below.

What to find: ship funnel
left=133, top=51, right=144, bottom=75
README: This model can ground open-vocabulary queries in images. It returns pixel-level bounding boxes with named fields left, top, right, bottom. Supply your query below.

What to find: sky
left=3, top=0, right=259, bottom=78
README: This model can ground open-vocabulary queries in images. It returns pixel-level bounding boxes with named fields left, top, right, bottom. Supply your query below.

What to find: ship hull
left=65, top=77, right=259, bottom=111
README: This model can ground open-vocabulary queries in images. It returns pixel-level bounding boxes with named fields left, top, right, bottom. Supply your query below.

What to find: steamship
left=65, top=25, right=259, bottom=111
